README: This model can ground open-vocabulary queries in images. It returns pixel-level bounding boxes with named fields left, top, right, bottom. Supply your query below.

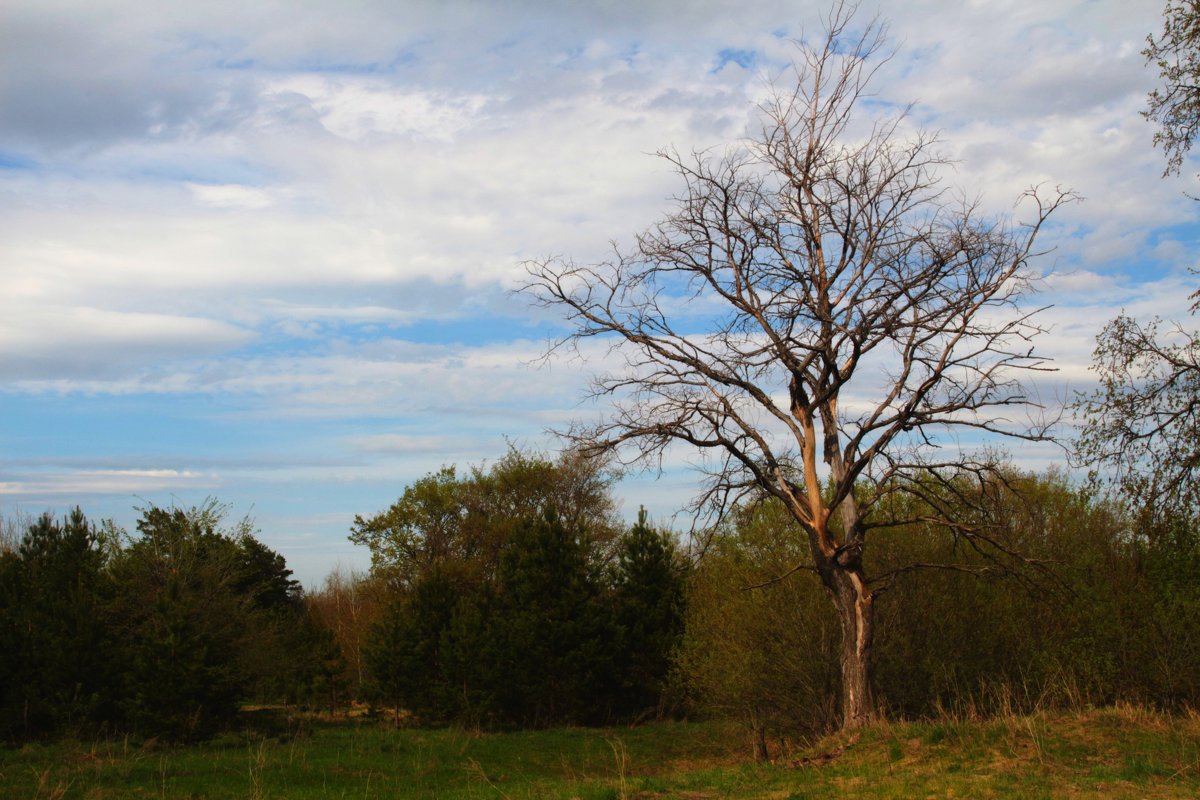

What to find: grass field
left=2, top=705, right=1199, bottom=799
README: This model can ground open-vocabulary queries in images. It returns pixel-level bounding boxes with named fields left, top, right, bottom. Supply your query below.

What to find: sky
left=1, top=0, right=1196, bottom=586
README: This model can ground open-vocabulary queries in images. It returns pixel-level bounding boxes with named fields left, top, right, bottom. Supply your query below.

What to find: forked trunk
left=824, top=562, right=877, bottom=729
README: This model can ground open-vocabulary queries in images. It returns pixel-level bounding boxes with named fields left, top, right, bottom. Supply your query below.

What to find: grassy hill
left=3, top=705, right=1198, bottom=799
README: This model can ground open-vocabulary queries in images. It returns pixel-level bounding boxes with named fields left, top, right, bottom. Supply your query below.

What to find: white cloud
left=2, top=336, right=607, bottom=424
left=188, top=182, right=275, bottom=209
left=0, top=468, right=215, bottom=497
left=0, top=305, right=252, bottom=380
left=265, top=77, right=489, bottom=143
left=1043, top=269, right=1119, bottom=299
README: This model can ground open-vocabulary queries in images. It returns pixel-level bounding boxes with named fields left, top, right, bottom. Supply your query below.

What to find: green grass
left=2, top=706, right=1198, bottom=798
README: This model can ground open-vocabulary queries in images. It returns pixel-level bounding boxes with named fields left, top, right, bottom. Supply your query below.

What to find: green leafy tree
left=364, top=511, right=622, bottom=728
left=676, top=500, right=839, bottom=756
left=350, top=449, right=620, bottom=590
left=351, top=467, right=466, bottom=589
left=302, top=621, right=350, bottom=713
left=0, top=500, right=335, bottom=741
left=436, top=586, right=500, bottom=725
left=235, top=533, right=302, bottom=613
left=106, top=504, right=249, bottom=740
left=680, top=467, right=1200, bottom=754
left=356, top=451, right=707, bottom=727
left=365, top=562, right=471, bottom=723
left=355, top=450, right=625, bottom=727
left=230, top=531, right=335, bottom=707
left=106, top=501, right=327, bottom=739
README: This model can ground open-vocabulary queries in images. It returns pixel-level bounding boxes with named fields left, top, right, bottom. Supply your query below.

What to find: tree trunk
left=825, top=563, right=877, bottom=729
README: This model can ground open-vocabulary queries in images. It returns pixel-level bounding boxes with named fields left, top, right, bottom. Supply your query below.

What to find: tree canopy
left=1145, top=0, right=1200, bottom=176
left=356, top=452, right=687, bottom=727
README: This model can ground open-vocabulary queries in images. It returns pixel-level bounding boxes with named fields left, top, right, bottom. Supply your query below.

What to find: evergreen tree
left=106, top=502, right=331, bottom=739
left=106, top=505, right=247, bottom=740
left=612, top=508, right=686, bottom=718
left=0, top=509, right=113, bottom=740
left=355, top=450, right=627, bottom=727
left=0, top=501, right=337, bottom=741
left=487, top=511, right=619, bottom=726
left=437, top=586, right=499, bottom=725
left=365, top=563, right=470, bottom=723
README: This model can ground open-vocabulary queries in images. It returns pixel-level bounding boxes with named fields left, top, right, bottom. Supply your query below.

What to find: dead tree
left=523, top=4, right=1072, bottom=729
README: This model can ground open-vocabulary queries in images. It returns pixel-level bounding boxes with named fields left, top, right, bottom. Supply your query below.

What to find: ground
left=2, top=705, right=1198, bottom=799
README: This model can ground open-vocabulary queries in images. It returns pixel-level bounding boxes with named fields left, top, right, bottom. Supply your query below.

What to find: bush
left=676, top=470, right=1200, bottom=746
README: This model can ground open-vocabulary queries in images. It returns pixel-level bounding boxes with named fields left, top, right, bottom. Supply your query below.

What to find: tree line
left=681, top=469, right=1200, bottom=755
left=0, top=451, right=687, bottom=742
left=0, top=502, right=340, bottom=742
left=4, top=449, right=1198, bottom=749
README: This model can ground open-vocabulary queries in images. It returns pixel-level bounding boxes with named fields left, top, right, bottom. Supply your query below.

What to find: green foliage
left=612, top=507, right=687, bottom=718
left=676, top=500, right=840, bottom=749
left=350, top=449, right=620, bottom=590
left=487, top=511, right=620, bottom=726
left=366, top=562, right=474, bottom=722
left=0, top=501, right=339, bottom=743
left=350, top=466, right=467, bottom=587
left=365, top=511, right=628, bottom=728
left=869, top=472, right=1093, bottom=714
left=1145, top=0, right=1200, bottom=175
left=436, top=581, right=499, bottom=724
left=234, top=532, right=303, bottom=612
left=357, top=454, right=687, bottom=727
left=107, top=504, right=265, bottom=740
left=0, top=508, right=114, bottom=740
left=1071, top=33, right=1200, bottom=705
left=678, top=469, right=1200, bottom=741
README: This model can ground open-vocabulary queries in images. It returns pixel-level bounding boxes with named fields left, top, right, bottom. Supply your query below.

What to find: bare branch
left=519, top=0, right=1069, bottom=730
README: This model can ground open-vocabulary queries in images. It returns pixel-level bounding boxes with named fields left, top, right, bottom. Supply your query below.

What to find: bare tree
left=523, top=4, right=1072, bottom=729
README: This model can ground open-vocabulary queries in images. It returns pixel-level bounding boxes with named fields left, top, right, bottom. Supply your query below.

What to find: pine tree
left=488, top=511, right=619, bottom=726
left=612, top=508, right=686, bottom=718
left=0, top=509, right=113, bottom=740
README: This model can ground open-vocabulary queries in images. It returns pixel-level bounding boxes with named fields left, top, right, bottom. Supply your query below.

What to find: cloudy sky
left=1, top=0, right=1194, bottom=585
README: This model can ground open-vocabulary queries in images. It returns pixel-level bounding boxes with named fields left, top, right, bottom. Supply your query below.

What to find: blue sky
left=1, top=0, right=1195, bottom=586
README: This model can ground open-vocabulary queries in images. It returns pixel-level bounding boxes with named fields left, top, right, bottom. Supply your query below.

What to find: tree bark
left=822, top=561, right=877, bottom=729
